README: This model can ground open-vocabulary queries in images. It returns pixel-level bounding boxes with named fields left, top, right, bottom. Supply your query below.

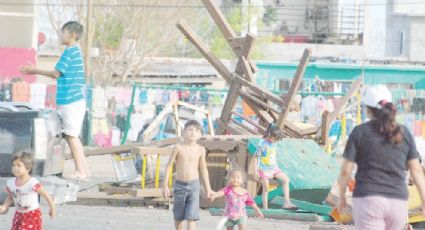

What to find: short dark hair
left=184, top=120, right=202, bottom=131
left=227, top=168, right=247, bottom=183
left=62, top=21, right=84, bottom=41
left=12, top=151, right=34, bottom=173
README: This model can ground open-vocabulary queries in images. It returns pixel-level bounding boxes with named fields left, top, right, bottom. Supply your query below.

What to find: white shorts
left=57, top=100, right=86, bottom=137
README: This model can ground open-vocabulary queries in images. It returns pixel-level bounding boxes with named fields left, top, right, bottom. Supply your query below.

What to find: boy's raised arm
left=199, top=148, right=212, bottom=198
left=20, top=64, right=61, bottom=79
left=163, top=145, right=179, bottom=198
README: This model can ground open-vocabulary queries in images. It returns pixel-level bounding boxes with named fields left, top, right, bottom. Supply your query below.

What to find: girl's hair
left=227, top=168, right=247, bottom=183
left=368, top=101, right=403, bottom=144
left=12, top=151, right=34, bottom=173
left=263, top=123, right=283, bottom=140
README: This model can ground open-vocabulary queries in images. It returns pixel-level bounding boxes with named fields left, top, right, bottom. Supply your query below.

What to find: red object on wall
left=0, top=48, right=37, bottom=83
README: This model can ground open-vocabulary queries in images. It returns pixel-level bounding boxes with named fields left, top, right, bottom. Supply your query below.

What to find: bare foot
left=283, top=202, right=298, bottom=211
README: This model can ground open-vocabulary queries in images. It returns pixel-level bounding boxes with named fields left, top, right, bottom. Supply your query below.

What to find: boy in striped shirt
left=20, top=21, right=90, bottom=181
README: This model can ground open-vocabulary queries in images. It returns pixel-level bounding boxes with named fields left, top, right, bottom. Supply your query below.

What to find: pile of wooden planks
left=177, top=0, right=363, bottom=143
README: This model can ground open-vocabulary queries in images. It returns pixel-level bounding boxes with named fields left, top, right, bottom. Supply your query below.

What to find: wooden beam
left=239, top=89, right=280, bottom=114
left=235, top=76, right=284, bottom=106
left=218, top=78, right=243, bottom=134
left=201, top=0, right=237, bottom=39
left=172, top=103, right=181, bottom=136
left=79, top=138, right=181, bottom=159
left=177, top=100, right=209, bottom=114
left=177, top=21, right=232, bottom=83
left=328, top=77, right=363, bottom=124
left=206, top=113, right=215, bottom=136
left=228, top=37, right=245, bottom=50
left=231, top=111, right=267, bottom=133
left=226, top=123, right=250, bottom=135
left=277, top=48, right=312, bottom=128
left=320, top=111, right=330, bottom=146
left=230, top=117, right=261, bottom=135
left=235, top=33, right=255, bottom=82
left=135, top=147, right=173, bottom=156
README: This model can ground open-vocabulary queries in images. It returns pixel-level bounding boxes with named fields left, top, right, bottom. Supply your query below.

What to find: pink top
left=223, top=185, right=254, bottom=220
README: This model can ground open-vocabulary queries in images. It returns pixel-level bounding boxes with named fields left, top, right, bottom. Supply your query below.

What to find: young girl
left=0, top=151, right=56, bottom=230
left=210, top=168, right=263, bottom=230
left=255, top=123, right=297, bottom=210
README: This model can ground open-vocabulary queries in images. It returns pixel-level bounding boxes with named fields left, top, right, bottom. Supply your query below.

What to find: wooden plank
left=79, top=138, right=180, bottom=159
left=231, top=111, right=267, bottom=133
left=228, top=37, right=245, bottom=49
left=230, top=117, right=261, bottom=135
left=206, top=113, right=215, bottom=135
left=328, top=77, right=363, bottom=124
left=135, top=147, right=173, bottom=156
left=136, top=188, right=163, bottom=198
left=235, top=33, right=255, bottom=81
left=226, top=123, right=250, bottom=135
left=201, top=0, right=236, bottom=39
left=320, top=111, right=330, bottom=146
left=235, top=76, right=284, bottom=106
left=241, top=56, right=254, bottom=82
left=239, top=89, right=280, bottom=114
left=143, top=100, right=176, bottom=141
left=218, top=78, right=243, bottom=134
left=270, top=197, right=333, bottom=216
left=277, top=48, right=312, bottom=128
left=177, top=100, right=209, bottom=114
left=177, top=21, right=232, bottom=83
left=172, top=103, right=181, bottom=136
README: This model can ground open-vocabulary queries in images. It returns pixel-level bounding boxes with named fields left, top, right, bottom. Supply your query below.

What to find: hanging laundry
left=242, top=101, right=255, bottom=116
left=12, top=80, right=31, bottom=102
left=169, top=90, right=179, bottom=101
left=45, top=85, right=57, bottom=108
left=414, top=121, right=423, bottom=137
left=128, top=111, right=145, bottom=142
left=92, top=87, right=108, bottom=118
left=138, top=88, right=148, bottom=104
left=1, top=81, right=12, bottom=102
left=30, top=83, right=47, bottom=108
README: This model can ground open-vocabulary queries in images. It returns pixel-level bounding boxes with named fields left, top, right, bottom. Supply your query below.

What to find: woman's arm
left=408, top=159, right=425, bottom=215
left=337, top=159, right=354, bottom=212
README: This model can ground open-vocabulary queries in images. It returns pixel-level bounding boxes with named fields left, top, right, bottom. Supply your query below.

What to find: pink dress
left=223, top=186, right=254, bottom=220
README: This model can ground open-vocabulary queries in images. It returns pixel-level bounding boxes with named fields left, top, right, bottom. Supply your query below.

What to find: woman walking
left=337, top=85, right=425, bottom=230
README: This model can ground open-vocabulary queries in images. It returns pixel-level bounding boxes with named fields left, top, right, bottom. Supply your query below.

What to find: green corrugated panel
left=209, top=208, right=330, bottom=222
left=248, top=138, right=340, bottom=203
left=270, top=196, right=333, bottom=216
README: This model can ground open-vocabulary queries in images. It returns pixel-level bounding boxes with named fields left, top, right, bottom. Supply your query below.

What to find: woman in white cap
left=337, top=85, right=425, bottom=229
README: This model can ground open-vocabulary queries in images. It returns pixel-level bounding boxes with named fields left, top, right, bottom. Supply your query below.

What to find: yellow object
left=168, top=164, right=173, bottom=187
left=407, top=186, right=425, bottom=223
left=356, top=91, right=361, bottom=125
left=341, top=114, right=347, bottom=140
left=330, top=208, right=352, bottom=224
left=141, top=155, right=147, bottom=189
left=155, top=155, right=161, bottom=189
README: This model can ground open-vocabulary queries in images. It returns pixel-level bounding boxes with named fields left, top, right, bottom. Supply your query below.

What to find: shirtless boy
left=163, top=120, right=213, bottom=230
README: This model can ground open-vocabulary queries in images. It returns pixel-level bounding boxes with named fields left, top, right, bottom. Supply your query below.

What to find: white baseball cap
left=362, top=85, right=392, bottom=109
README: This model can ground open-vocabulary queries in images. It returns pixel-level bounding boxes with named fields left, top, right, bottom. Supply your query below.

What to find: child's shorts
left=225, top=216, right=248, bottom=227
left=173, top=180, right=200, bottom=222
left=57, top=100, right=86, bottom=137
left=12, top=208, right=42, bottom=230
left=258, top=167, right=283, bottom=179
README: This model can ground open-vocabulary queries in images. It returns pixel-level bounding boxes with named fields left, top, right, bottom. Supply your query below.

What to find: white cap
left=362, top=85, right=392, bottom=109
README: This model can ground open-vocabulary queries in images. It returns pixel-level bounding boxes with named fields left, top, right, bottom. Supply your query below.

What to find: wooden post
left=173, top=103, right=181, bottom=136
left=218, top=78, right=243, bottom=134
left=276, top=48, right=312, bottom=128
left=328, top=77, right=363, bottom=125
left=321, top=111, right=330, bottom=146
left=201, top=0, right=237, bottom=39
left=235, top=33, right=255, bottom=82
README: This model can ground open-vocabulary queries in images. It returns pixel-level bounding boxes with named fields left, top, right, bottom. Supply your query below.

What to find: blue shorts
left=173, top=180, right=200, bottom=222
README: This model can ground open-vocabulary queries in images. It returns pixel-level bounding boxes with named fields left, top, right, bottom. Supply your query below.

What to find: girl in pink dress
left=210, top=169, right=263, bottom=230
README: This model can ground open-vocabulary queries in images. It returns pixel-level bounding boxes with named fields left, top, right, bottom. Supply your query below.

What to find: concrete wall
left=409, top=18, right=425, bottom=62
left=0, top=0, right=37, bottom=48
left=260, top=42, right=366, bottom=61
left=362, top=0, right=387, bottom=59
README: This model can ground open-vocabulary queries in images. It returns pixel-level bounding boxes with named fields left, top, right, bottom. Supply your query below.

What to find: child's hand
left=256, top=209, right=264, bottom=219
left=0, top=205, right=7, bottom=214
left=49, top=207, right=56, bottom=218
left=19, top=62, right=37, bottom=75
left=163, top=186, right=171, bottom=199
left=208, top=192, right=216, bottom=202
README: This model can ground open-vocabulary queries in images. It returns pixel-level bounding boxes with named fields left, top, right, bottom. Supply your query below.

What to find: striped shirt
left=55, top=46, right=86, bottom=105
